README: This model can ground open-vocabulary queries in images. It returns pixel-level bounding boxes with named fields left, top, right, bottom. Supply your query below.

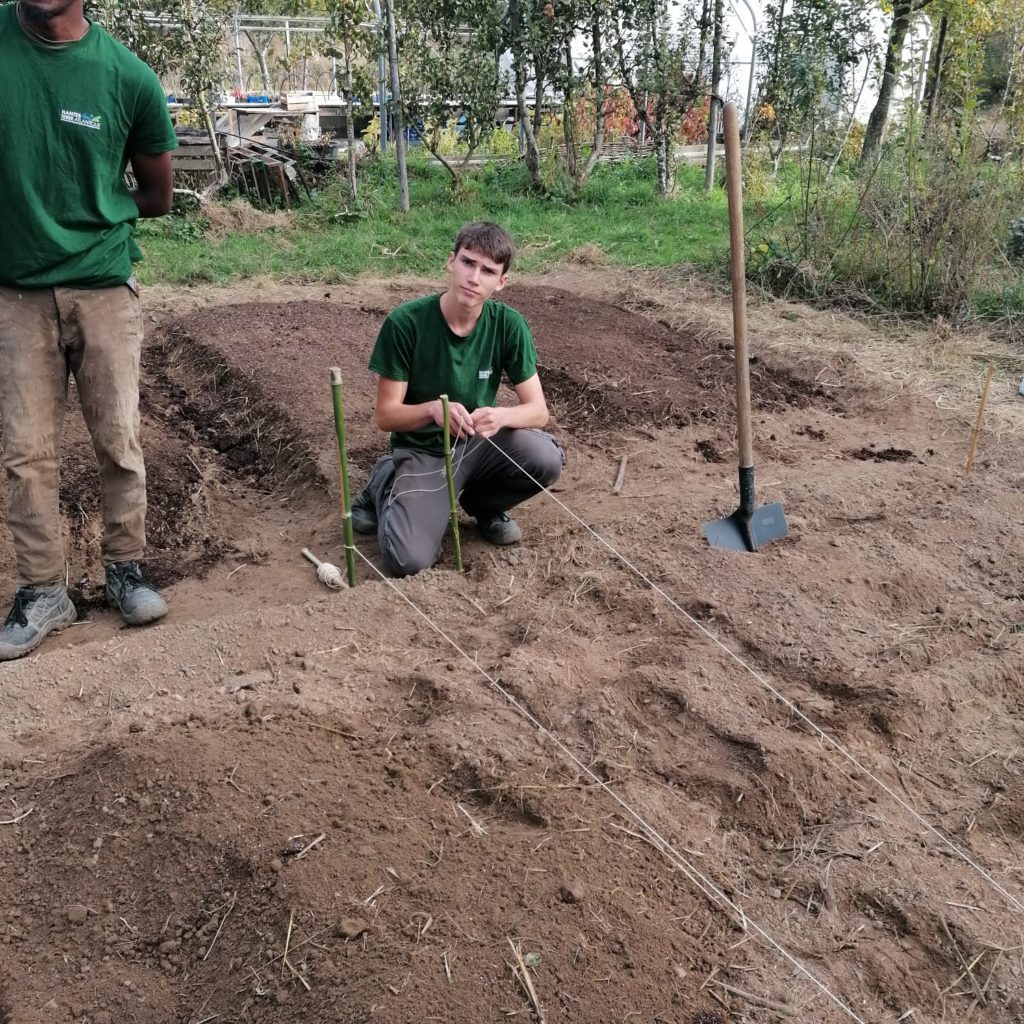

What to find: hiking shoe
left=351, top=456, right=394, bottom=535
left=0, top=583, right=77, bottom=661
left=105, top=561, right=168, bottom=626
left=350, top=484, right=378, bottom=535
left=476, top=512, right=522, bottom=546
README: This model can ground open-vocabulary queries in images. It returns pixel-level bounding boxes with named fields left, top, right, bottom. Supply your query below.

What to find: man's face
left=18, top=0, right=82, bottom=21
left=446, top=246, right=508, bottom=309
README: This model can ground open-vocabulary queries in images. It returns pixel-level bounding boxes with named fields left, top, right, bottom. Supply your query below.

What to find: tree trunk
left=382, top=0, right=409, bottom=212
left=197, top=91, right=228, bottom=185
left=243, top=31, right=272, bottom=95
left=923, top=14, right=948, bottom=131
left=655, top=132, right=675, bottom=194
left=532, top=69, right=546, bottom=139
left=695, top=0, right=712, bottom=85
left=654, top=92, right=675, bottom=195
left=508, top=0, right=543, bottom=189
left=704, top=0, right=724, bottom=192
left=860, top=1, right=914, bottom=167
left=516, top=74, right=542, bottom=186
left=562, top=39, right=578, bottom=181
left=344, top=39, right=357, bottom=202
left=581, top=8, right=606, bottom=181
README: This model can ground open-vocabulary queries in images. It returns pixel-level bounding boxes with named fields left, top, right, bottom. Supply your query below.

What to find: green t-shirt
left=0, top=4, right=178, bottom=289
left=369, top=293, right=538, bottom=455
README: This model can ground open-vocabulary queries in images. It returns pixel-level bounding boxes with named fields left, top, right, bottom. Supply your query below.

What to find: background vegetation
left=81, top=0, right=1024, bottom=327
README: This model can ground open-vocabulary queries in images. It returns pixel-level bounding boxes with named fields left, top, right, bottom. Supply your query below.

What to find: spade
left=703, top=102, right=788, bottom=553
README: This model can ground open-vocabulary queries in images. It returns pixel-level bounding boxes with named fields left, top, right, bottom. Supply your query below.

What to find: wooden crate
left=171, top=136, right=220, bottom=185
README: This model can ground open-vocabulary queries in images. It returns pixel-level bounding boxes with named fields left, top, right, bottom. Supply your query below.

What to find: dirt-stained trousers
left=0, top=283, right=147, bottom=585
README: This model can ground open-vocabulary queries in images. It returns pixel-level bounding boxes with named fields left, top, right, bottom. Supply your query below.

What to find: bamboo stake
left=440, top=394, right=463, bottom=573
left=964, top=363, right=994, bottom=474
left=329, top=368, right=357, bottom=587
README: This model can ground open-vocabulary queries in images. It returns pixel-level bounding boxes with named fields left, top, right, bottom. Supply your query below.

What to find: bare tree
left=860, top=0, right=937, bottom=167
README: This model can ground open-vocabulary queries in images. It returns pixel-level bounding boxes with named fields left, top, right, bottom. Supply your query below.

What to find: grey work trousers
left=364, top=427, right=564, bottom=577
left=0, top=283, right=147, bottom=584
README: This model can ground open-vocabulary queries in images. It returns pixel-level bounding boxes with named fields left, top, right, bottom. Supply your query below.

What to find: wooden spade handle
left=723, top=102, right=754, bottom=470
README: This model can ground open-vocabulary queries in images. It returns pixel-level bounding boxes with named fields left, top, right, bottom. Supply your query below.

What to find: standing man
left=0, top=0, right=177, bottom=660
left=351, top=221, right=564, bottom=577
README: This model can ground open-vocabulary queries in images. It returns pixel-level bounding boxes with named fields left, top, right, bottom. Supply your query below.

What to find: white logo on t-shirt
left=61, top=109, right=103, bottom=130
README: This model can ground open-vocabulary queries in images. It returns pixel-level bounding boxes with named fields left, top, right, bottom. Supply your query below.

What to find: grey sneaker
left=351, top=456, right=394, bottom=535
left=106, top=561, right=168, bottom=626
left=476, top=512, right=522, bottom=546
left=0, top=583, right=77, bottom=661
left=350, top=484, right=377, bottom=535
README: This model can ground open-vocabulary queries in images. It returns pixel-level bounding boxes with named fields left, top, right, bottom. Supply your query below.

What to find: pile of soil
left=0, top=281, right=1022, bottom=1024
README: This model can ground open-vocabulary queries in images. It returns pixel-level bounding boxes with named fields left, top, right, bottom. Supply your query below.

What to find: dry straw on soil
left=204, top=199, right=294, bottom=241
left=567, top=242, right=609, bottom=266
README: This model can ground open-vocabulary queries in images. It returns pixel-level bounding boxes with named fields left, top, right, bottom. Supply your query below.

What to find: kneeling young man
left=352, top=222, right=563, bottom=576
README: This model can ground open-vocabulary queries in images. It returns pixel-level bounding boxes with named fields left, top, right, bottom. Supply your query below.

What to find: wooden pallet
left=227, top=140, right=306, bottom=209
left=171, top=135, right=221, bottom=186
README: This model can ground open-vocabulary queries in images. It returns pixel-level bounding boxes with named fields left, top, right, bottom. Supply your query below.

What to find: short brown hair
left=453, top=222, right=516, bottom=272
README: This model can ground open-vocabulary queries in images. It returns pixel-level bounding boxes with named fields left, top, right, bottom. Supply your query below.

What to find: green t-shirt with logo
left=0, top=4, right=178, bottom=289
left=369, top=293, right=538, bottom=455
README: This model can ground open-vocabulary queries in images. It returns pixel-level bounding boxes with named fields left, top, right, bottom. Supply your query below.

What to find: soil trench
left=0, top=281, right=1022, bottom=1024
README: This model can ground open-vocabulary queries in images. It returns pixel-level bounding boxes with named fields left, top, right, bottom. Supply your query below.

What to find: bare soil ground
left=1, top=268, right=1023, bottom=1024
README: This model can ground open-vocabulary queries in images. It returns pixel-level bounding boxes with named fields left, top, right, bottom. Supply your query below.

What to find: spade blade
left=703, top=501, right=788, bottom=553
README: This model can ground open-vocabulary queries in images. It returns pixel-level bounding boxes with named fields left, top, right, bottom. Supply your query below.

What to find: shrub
left=752, top=132, right=1024, bottom=318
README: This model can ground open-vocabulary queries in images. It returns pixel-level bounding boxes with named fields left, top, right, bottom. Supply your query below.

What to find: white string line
left=385, top=434, right=483, bottom=508
left=482, top=436, right=1024, bottom=918
left=351, top=544, right=867, bottom=1024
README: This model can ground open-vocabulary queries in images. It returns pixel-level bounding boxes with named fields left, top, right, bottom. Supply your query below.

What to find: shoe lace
left=111, top=562, right=146, bottom=592
left=4, top=589, right=32, bottom=629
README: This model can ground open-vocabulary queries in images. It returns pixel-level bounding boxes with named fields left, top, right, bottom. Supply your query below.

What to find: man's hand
left=431, top=399, right=476, bottom=440
left=470, top=406, right=508, bottom=439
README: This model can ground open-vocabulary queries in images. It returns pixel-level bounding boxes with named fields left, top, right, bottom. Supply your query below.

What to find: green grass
left=134, top=158, right=734, bottom=286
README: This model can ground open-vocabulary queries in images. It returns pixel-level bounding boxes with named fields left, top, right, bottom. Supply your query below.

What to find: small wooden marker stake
left=440, top=394, right=464, bottom=572
left=964, top=363, right=994, bottom=475
left=612, top=454, right=628, bottom=495
left=329, top=368, right=357, bottom=587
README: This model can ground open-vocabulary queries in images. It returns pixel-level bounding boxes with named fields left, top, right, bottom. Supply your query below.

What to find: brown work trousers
left=0, top=282, right=147, bottom=585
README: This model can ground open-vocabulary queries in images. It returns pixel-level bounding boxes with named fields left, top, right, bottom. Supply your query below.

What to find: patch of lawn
left=135, top=158, right=734, bottom=286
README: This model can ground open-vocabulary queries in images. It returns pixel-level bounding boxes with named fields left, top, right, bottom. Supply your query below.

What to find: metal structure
left=727, top=0, right=759, bottom=143
left=144, top=7, right=393, bottom=153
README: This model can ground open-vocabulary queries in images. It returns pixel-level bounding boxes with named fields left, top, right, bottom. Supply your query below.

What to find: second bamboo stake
left=965, top=363, right=994, bottom=475
left=330, top=367, right=357, bottom=587
left=440, top=394, right=464, bottom=573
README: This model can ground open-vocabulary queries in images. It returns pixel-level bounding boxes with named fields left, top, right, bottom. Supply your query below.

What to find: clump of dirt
left=797, top=424, right=827, bottom=440
left=695, top=439, right=727, bottom=463
left=848, top=446, right=915, bottom=462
